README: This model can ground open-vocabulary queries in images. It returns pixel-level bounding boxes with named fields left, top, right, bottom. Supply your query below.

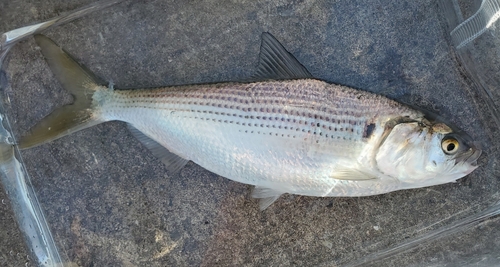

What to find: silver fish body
left=98, top=79, right=420, bottom=197
left=22, top=34, right=481, bottom=209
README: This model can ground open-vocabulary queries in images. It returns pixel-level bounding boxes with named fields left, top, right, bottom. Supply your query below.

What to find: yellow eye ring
left=442, top=138, right=459, bottom=154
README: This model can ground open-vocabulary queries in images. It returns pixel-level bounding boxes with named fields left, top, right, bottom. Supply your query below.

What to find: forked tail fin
left=19, top=35, right=104, bottom=149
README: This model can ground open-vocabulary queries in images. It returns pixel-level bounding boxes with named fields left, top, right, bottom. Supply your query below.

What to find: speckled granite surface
left=1, top=1, right=499, bottom=266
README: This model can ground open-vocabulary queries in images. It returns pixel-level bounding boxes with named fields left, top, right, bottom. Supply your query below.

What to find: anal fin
left=127, top=124, right=189, bottom=173
left=252, top=186, right=283, bottom=210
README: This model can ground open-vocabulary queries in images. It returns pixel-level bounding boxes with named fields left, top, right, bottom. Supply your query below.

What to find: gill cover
left=375, top=121, right=481, bottom=188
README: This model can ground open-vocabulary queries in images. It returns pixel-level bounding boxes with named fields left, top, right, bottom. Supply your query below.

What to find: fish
left=21, top=33, right=481, bottom=210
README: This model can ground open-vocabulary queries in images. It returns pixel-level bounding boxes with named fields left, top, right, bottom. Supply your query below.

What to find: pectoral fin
left=330, top=168, right=376, bottom=181
left=127, top=124, right=189, bottom=173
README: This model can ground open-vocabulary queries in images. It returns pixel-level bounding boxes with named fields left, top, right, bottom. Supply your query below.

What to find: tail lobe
left=19, top=35, right=103, bottom=149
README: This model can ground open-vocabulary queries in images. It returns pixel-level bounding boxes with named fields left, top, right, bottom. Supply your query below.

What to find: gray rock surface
left=0, top=182, right=32, bottom=267
left=1, top=0, right=499, bottom=266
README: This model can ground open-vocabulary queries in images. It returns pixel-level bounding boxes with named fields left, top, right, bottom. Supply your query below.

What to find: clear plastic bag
left=1, top=1, right=499, bottom=266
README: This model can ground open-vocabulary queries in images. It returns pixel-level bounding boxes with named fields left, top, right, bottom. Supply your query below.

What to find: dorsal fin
left=127, top=124, right=189, bottom=173
left=253, top=32, right=313, bottom=80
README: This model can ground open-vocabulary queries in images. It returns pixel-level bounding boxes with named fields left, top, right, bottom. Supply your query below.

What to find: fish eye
left=441, top=138, right=459, bottom=154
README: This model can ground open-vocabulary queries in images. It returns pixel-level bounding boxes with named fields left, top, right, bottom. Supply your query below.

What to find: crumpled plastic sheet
left=451, top=0, right=500, bottom=48
left=345, top=0, right=500, bottom=265
left=0, top=1, right=125, bottom=266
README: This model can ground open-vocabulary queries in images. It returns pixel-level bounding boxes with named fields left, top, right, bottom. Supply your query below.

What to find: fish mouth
left=445, top=129, right=482, bottom=167
left=455, top=143, right=482, bottom=166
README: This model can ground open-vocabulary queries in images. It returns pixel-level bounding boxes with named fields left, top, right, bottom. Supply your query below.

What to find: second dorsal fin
left=253, top=32, right=313, bottom=80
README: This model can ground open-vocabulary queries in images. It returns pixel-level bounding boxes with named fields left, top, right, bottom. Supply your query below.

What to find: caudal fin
left=19, top=35, right=104, bottom=149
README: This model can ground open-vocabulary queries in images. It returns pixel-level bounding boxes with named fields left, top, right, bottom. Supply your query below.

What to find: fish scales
left=97, top=79, right=420, bottom=196
left=22, top=34, right=481, bottom=209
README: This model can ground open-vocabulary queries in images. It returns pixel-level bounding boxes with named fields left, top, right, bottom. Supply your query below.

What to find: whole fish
left=22, top=34, right=481, bottom=210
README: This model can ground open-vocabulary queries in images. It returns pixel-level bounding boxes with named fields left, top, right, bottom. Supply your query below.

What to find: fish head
left=375, top=121, right=481, bottom=188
